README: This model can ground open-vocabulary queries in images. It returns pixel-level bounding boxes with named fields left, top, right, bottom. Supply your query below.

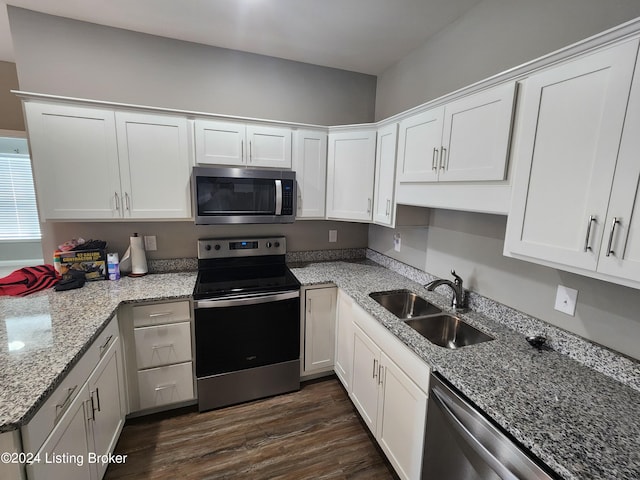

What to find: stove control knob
left=205, top=244, right=211, bottom=251
left=274, top=241, right=281, bottom=248
left=214, top=244, right=221, bottom=251
left=266, top=241, right=272, bottom=248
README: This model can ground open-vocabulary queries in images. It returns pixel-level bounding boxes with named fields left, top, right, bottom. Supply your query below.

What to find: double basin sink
left=369, top=290, right=493, bottom=349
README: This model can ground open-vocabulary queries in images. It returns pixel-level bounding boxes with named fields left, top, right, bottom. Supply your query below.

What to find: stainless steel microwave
left=192, top=166, right=296, bottom=224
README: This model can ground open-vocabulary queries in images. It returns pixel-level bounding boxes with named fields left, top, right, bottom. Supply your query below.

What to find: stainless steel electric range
left=193, top=236, right=301, bottom=412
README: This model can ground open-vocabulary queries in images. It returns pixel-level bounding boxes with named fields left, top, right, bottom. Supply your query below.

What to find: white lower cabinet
left=302, top=285, right=337, bottom=376
left=26, top=320, right=126, bottom=480
left=336, top=289, right=430, bottom=480
left=121, top=300, right=195, bottom=414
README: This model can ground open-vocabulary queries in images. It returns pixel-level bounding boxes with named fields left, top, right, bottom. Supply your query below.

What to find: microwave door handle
left=275, top=179, right=283, bottom=215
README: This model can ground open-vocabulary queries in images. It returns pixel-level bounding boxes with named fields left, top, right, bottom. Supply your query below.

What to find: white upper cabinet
left=25, top=102, right=122, bottom=220
left=397, top=107, right=443, bottom=183
left=505, top=40, right=639, bottom=274
left=326, top=128, right=377, bottom=222
left=25, top=103, right=192, bottom=221
left=115, top=112, right=191, bottom=219
left=194, top=119, right=292, bottom=169
left=595, top=46, right=640, bottom=283
left=293, top=129, right=327, bottom=219
left=397, top=82, right=516, bottom=184
left=440, top=82, right=516, bottom=182
left=373, top=123, right=399, bottom=227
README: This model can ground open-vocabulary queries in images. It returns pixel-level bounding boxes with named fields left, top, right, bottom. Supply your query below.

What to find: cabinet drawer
left=134, top=322, right=192, bottom=369
left=137, top=362, right=194, bottom=410
left=132, top=300, right=190, bottom=327
left=21, top=316, right=119, bottom=454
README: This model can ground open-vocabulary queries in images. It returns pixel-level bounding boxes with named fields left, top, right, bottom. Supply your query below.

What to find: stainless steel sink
left=370, top=289, right=442, bottom=319
left=404, top=314, right=494, bottom=349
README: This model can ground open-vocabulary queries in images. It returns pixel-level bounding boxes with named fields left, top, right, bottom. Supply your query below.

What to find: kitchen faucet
left=425, top=270, right=468, bottom=312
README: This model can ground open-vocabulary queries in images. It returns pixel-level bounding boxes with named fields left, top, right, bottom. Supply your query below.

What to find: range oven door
left=192, top=166, right=296, bottom=224
left=194, top=290, right=300, bottom=378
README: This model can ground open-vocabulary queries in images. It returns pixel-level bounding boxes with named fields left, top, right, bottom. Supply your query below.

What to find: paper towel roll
left=121, top=234, right=148, bottom=275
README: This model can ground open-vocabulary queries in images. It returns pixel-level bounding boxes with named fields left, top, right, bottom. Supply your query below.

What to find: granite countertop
left=0, top=272, right=196, bottom=433
left=1, top=258, right=639, bottom=479
left=289, top=260, right=640, bottom=480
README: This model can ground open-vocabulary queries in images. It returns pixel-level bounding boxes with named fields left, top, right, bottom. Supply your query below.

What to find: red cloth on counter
left=0, top=264, right=61, bottom=297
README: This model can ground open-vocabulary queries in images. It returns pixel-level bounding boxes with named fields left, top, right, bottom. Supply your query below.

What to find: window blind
left=0, top=153, right=41, bottom=240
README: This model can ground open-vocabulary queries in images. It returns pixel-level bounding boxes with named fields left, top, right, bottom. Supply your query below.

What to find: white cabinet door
left=116, top=112, right=192, bottom=219
left=597, top=55, right=640, bottom=282
left=293, top=129, right=327, bottom=219
left=303, top=287, right=337, bottom=374
left=440, top=82, right=516, bottom=182
left=334, top=289, right=354, bottom=391
left=373, top=123, right=398, bottom=227
left=87, top=338, right=126, bottom=480
left=350, top=323, right=381, bottom=435
left=505, top=40, right=639, bottom=271
left=25, top=102, right=121, bottom=220
left=246, top=125, right=292, bottom=168
left=194, top=119, right=245, bottom=166
left=377, top=351, right=427, bottom=480
left=326, top=129, right=376, bottom=222
left=27, top=385, right=93, bottom=480
left=396, top=107, right=444, bottom=183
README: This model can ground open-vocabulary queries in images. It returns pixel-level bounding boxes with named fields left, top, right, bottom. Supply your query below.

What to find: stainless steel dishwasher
left=422, top=373, right=558, bottom=479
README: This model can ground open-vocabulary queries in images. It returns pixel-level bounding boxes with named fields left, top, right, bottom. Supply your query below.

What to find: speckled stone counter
left=290, top=260, right=640, bottom=480
left=0, top=272, right=196, bottom=433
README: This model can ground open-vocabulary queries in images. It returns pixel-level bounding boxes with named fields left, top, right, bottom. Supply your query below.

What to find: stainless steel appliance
left=192, top=166, right=296, bottom=224
left=423, top=373, right=557, bottom=479
left=193, top=236, right=301, bottom=412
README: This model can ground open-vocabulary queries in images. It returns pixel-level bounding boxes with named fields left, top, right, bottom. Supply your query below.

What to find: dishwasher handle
left=431, top=385, right=520, bottom=480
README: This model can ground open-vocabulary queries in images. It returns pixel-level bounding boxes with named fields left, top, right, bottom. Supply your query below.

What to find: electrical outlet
left=554, top=285, right=578, bottom=316
left=329, top=230, right=337, bottom=243
left=394, top=233, right=401, bottom=252
left=144, top=235, right=157, bottom=251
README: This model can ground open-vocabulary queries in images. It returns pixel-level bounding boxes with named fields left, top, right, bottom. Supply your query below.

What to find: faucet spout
left=425, top=270, right=467, bottom=312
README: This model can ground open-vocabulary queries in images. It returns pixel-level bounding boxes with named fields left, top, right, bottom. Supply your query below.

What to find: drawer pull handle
left=55, top=385, right=78, bottom=423
left=99, top=335, right=113, bottom=357
left=154, top=383, right=177, bottom=392
left=148, top=312, right=173, bottom=318
left=372, top=359, right=378, bottom=379
left=432, top=148, right=439, bottom=171
left=152, top=343, right=175, bottom=350
left=378, top=364, right=384, bottom=386
left=584, top=215, right=597, bottom=252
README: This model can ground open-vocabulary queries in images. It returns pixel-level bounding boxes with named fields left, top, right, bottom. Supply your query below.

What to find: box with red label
left=58, top=249, right=107, bottom=281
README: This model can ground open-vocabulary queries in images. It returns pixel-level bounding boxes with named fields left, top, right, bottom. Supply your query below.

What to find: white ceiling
left=0, top=0, right=483, bottom=75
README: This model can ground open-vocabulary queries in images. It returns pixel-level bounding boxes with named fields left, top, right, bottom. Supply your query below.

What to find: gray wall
left=370, top=0, right=640, bottom=360
left=375, top=0, right=640, bottom=119
left=7, top=7, right=374, bottom=263
left=8, top=7, right=376, bottom=126
left=41, top=221, right=368, bottom=265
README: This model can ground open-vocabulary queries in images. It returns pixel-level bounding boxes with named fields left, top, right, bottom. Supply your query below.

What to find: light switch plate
left=394, top=233, right=401, bottom=252
left=329, top=230, right=337, bottom=243
left=554, top=285, right=578, bottom=316
left=144, top=235, right=157, bottom=251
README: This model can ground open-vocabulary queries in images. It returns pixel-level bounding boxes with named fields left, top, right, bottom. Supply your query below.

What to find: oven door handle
left=195, top=290, right=299, bottom=309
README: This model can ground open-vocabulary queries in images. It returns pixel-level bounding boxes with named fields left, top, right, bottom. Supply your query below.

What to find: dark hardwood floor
left=105, top=377, right=398, bottom=479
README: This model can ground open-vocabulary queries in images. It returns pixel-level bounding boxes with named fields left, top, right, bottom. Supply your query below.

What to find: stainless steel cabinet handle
left=55, top=385, right=78, bottom=424
left=386, top=199, right=391, bottom=216
left=152, top=343, right=175, bottom=350
left=99, top=334, right=113, bottom=358
left=85, top=399, right=94, bottom=422
left=367, top=198, right=372, bottom=213
left=307, top=298, right=312, bottom=314
left=125, top=192, right=130, bottom=211
left=90, top=388, right=101, bottom=419
left=114, top=192, right=120, bottom=211
left=241, top=140, right=244, bottom=162
left=372, top=359, right=378, bottom=379
left=606, top=217, right=621, bottom=257
left=432, top=148, right=439, bottom=171
left=154, top=383, right=176, bottom=392
left=378, top=364, right=384, bottom=386
left=584, top=215, right=597, bottom=252
left=149, top=311, right=173, bottom=318
left=440, top=147, right=447, bottom=171
left=249, top=141, right=253, bottom=162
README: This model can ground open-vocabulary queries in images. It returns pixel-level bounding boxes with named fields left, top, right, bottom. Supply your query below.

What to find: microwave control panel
left=282, top=181, right=294, bottom=215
